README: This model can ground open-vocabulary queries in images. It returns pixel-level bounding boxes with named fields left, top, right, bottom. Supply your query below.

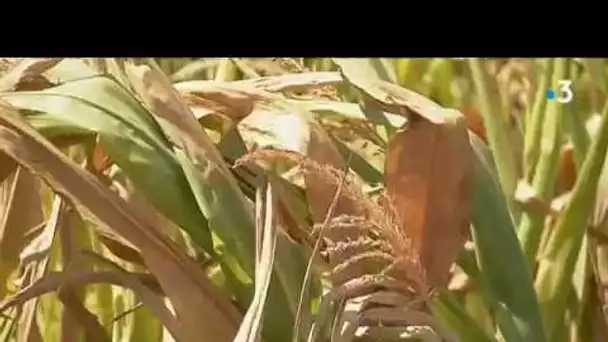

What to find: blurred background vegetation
left=0, top=57, right=606, bottom=342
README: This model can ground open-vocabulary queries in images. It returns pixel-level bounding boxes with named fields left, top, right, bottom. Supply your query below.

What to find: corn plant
left=0, top=57, right=607, bottom=342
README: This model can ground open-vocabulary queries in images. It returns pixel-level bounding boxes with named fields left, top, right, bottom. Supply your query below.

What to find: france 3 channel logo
left=546, top=80, right=574, bottom=104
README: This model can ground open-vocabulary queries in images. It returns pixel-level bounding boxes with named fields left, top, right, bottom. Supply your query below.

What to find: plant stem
left=469, top=58, right=519, bottom=217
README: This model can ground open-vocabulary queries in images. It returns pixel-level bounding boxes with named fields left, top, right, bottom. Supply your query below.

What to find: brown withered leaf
left=0, top=106, right=241, bottom=342
left=0, top=58, right=61, bottom=92
left=385, top=109, right=475, bottom=288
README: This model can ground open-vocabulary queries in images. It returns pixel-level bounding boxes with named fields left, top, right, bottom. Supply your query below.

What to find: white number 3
left=557, top=80, right=573, bottom=104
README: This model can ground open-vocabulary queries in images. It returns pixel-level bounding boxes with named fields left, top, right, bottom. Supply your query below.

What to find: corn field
left=0, top=57, right=606, bottom=342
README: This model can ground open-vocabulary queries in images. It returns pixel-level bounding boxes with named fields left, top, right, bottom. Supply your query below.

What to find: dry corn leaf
left=0, top=58, right=61, bottom=92
left=0, top=153, right=18, bottom=183
left=238, top=72, right=342, bottom=93
left=385, top=110, right=475, bottom=288
left=0, top=105, right=241, bottom=342
left=0, top=270, right=162, bottom=309
left=15, top=195, right=61, bottom=342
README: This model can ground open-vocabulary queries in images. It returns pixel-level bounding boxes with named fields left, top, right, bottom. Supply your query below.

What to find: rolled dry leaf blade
left=385, top=108, right=475, bottom=288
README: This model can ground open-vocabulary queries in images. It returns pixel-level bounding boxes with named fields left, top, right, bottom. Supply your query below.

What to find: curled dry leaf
left=385, top=108, right=475, bottom=288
